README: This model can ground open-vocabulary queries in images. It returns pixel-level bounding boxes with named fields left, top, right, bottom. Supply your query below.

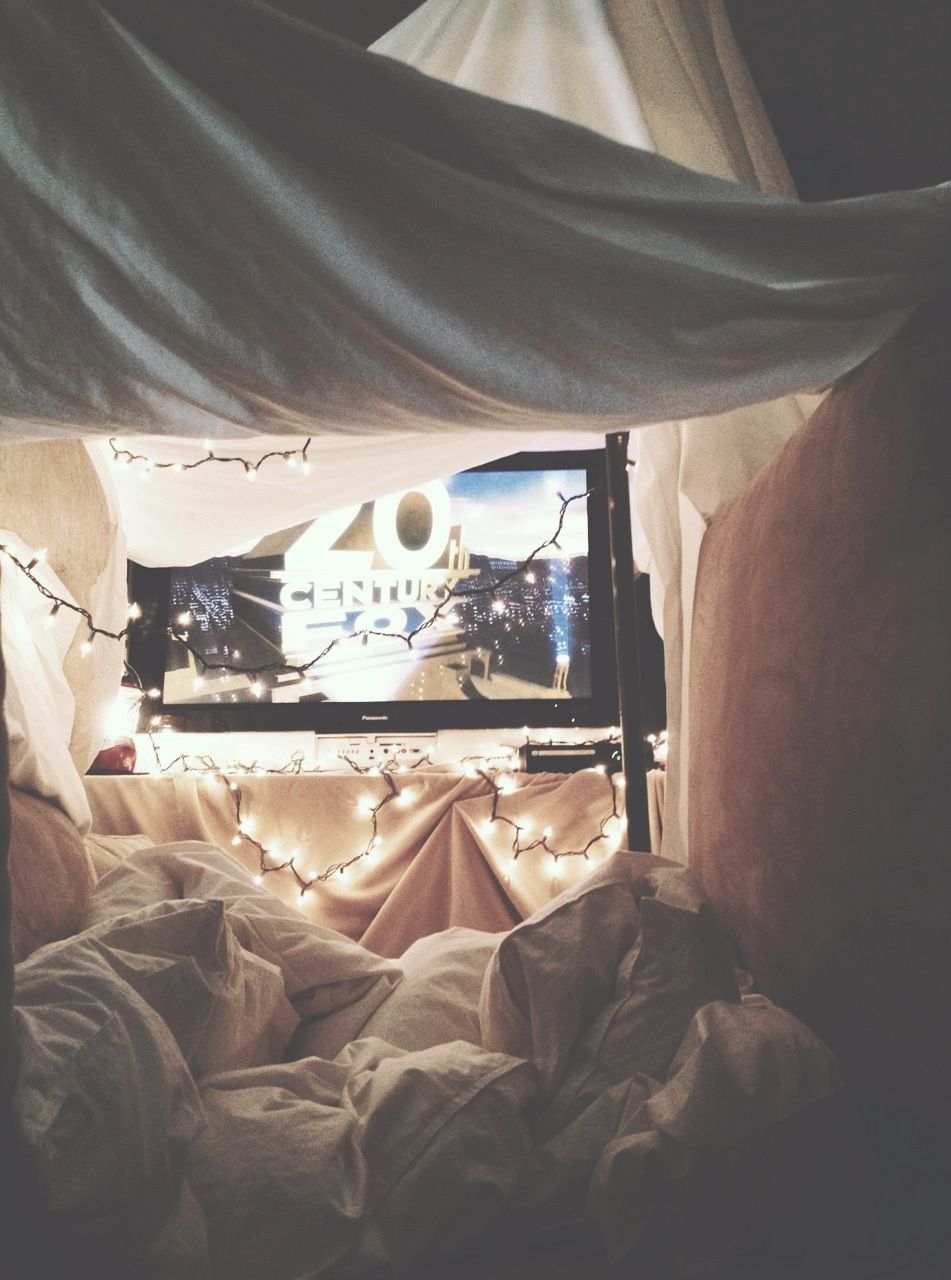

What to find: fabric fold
left=2, top=0, right=949, bottom=443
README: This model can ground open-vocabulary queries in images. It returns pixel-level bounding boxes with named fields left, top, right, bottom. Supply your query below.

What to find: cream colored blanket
left=14, top=845, right=838, bottom=1277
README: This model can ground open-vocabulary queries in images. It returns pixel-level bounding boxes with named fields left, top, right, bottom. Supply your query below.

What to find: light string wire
left=144, top=728, right=625, bottom=894
left=108, top=436, right=312, bottom=479
left=0, top=482, right=593, bottom=683
left=0, top=542, right=137, bottom=652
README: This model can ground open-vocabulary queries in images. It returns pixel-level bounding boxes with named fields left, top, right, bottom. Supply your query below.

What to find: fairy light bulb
left=250, top=681, right=264, bottom=699
left=127, top=601, right=142, bottom=620
left=231, top=835, right=242, bottom=847
left=357, top=795, right=374, bottom=816
left=245, top=466, right=257, bottom=482
left=253, top=874, right=263, bottom=885
left=176, top=610, right=193, bottom=627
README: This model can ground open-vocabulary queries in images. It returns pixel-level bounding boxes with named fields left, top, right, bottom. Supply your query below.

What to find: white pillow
left=539, top=867, right=740, bottom=1134
left=187, top=1038, right=534, bottom=1279
left=14, top=942, right=205, bottom=1269
left=81, top=897, right=299, bottom=1075
left=479, top=853, right=644, bottom=1104
left=90, top=843, right=401, bottom=1060
left=358, top=927, right=498, bottom=1052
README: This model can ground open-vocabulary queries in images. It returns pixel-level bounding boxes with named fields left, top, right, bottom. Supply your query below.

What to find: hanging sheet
left=2, top=0, right=950, bottom=445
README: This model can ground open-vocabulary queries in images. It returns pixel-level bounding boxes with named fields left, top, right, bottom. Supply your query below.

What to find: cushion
left=358, top=926, right=497, bottom=1052
left=590, top=1000, right=841, bottom=1268
left=537, top=867, right=740, bottom=1136
left=14, top=940, right=205, bottom=1268
left=79, top=898, right=298, bottom=1075
left=8, top=785, right=95, bottom=962
left=187, top=1038, right=533, bottom=1279
left=83, top=830, right=156, bottom=879
left=89, top=842, right=401, bottom=1060
left=688, top=299, right=951, bottom=1117
left=479, top=852, right=645, bottom=1104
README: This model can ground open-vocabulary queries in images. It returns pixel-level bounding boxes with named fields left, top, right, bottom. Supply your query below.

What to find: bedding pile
left=14, top=844, right=838, bottom=1278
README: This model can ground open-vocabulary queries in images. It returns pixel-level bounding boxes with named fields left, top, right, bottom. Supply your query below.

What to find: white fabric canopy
left=374, top=0, right=818, bottom=857
left=4, top=0, right=951, bottom=857
left=2, top=0, right=948, bottom=443
left=90, top=0, right=827, bottom=859
left=96, top=429, right=600, bottom=568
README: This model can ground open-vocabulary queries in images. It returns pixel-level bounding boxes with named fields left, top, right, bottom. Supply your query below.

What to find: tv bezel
left=127, top=449, right=620, bottom=735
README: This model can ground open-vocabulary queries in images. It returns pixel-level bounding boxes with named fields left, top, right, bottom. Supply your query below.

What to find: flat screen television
left=128, top=450, right=619, bottom=734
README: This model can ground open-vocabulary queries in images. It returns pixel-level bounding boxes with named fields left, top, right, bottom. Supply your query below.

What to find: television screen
left=129, top=451, right=619, bottom=733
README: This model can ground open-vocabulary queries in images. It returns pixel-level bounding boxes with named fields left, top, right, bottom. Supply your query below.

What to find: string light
left=1, top=483, right=596, bottom=698
left=0, top=544, right=137, bottom=646
left=142, top=730, right=628, bottom=895
left=164, top=484, right=595, bottom=686
left=108, top=436, right=313, bottom=478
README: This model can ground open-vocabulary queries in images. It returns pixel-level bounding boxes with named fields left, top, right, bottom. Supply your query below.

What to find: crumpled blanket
left=14, top=843, right=839, bottom=1278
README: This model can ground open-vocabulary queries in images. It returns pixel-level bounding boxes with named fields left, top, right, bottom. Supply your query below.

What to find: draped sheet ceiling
left=2, top=0, right=949, bottom=445
left=2, top=0, right=951, bottom=851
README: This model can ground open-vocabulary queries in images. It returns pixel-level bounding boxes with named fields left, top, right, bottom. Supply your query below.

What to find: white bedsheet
left=17, top=844, right=839, bottom=1278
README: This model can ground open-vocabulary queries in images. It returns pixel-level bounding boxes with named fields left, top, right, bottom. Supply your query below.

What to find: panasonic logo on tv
left=361, top=714, right=389, bottom=722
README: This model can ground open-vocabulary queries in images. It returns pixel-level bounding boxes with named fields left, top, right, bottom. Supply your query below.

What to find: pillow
left=187, top=1038, right=534, bottom=1279
left=14, top=940, right=205, bottom=1269
left=8, top=785, right=96, bottom=962
left=538, top=866, right=740, bottom=1135
left=83, top=830, right=156, bottom=880
left=479, top=852, right=644, bottom=1104
left=78, top=897, right=299, bottom=1075
left=590, top=1000, right=841, bottom=1268
left=89, top=843, right=401, bottom=1061
left=358, top=927, right=497, bottom=1052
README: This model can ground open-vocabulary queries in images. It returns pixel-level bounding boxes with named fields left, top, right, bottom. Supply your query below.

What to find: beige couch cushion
left=8, top=786, right=96, bottom=963
left=688, top=300, right=951, bottom=1118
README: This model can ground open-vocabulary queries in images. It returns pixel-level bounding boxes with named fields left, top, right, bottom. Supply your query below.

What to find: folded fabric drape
left=1, top=0, right=949, bottom=443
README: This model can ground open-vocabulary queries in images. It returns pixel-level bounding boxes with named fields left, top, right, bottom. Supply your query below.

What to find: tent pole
left=604, top=432, right=652, bottom=852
